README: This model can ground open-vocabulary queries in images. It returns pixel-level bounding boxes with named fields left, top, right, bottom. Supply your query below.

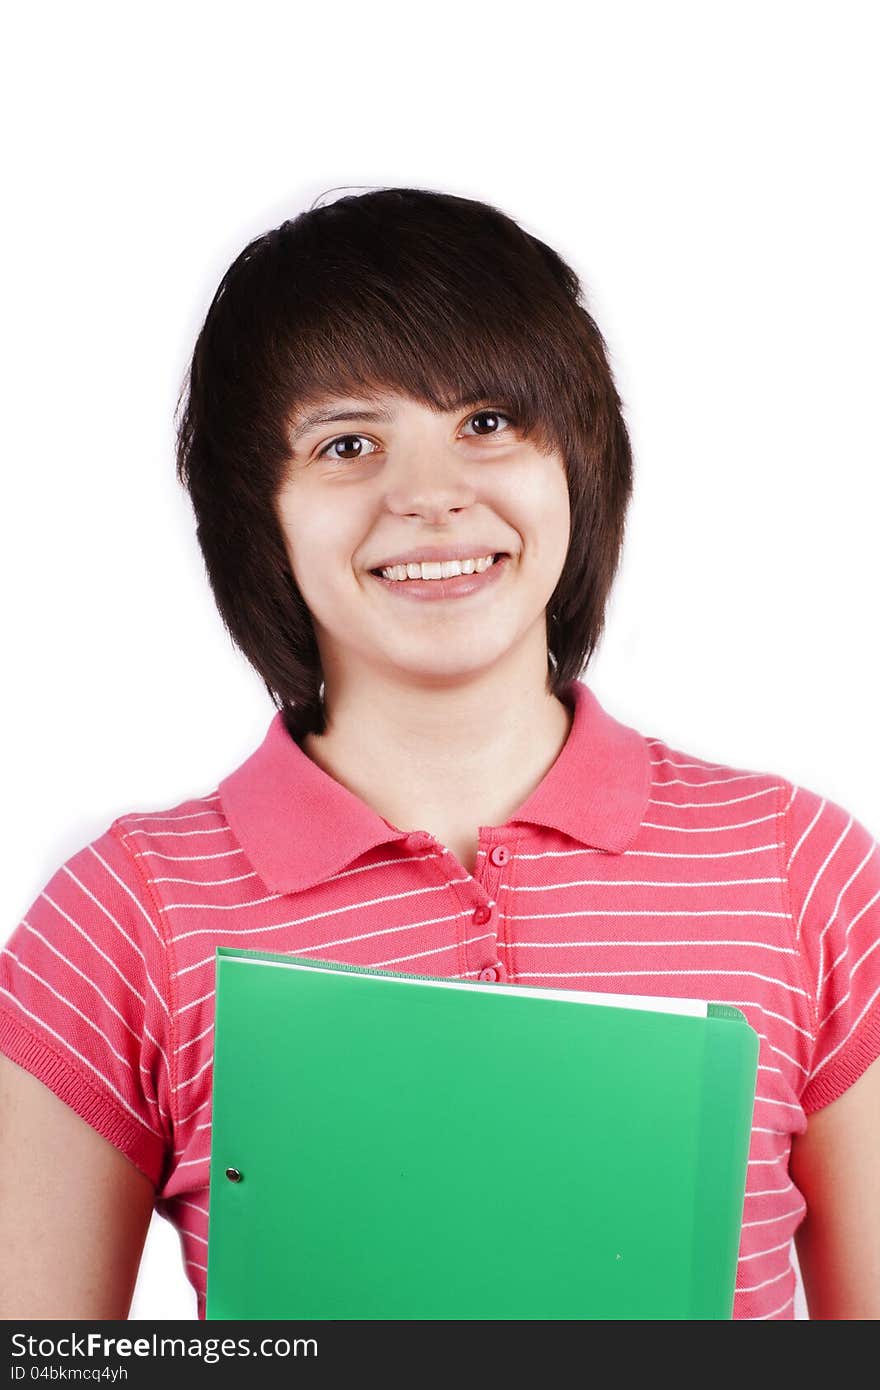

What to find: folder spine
left=217, top=947, right=462, bottom=986
left=707, top=1003, right=748, bottom=1023
left=690, top=1017, right=760, bottom=1316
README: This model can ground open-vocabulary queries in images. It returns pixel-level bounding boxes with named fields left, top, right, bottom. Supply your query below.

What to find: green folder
left=205, top=948, right=759, bottom=1320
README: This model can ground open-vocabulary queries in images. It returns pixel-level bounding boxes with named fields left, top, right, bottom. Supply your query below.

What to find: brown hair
left=174, top=186, right=634, bottom=741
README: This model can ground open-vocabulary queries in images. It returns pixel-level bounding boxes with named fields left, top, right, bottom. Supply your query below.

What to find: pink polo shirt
left=2, top=679, right=879, bottom=1320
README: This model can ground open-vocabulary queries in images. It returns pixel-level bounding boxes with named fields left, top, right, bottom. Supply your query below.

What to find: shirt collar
left=219, top=678, right=651, bottom=895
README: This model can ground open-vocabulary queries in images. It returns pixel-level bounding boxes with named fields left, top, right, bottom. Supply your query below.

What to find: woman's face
left=274, top=388, right=571, bottom=691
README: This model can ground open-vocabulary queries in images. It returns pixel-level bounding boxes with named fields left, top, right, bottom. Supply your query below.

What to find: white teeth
left=379, top=553, right=498, bottom=581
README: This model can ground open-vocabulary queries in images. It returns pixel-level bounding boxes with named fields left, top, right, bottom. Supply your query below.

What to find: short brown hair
left=174, top=186, right=634, bottom=741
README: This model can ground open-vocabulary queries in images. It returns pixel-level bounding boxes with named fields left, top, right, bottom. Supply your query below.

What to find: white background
left=3, top=1, right=878, bottom=1322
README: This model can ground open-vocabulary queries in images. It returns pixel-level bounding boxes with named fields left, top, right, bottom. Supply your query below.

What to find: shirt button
left=479, top=966, right=499, bottom=983
left=406, top=832, right=433, bottom=851
left=490, top=844, right=511, bottom=866
left=472, top=904, right=492, bottom=926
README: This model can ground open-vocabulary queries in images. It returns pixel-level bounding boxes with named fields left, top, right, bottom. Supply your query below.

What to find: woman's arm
left=789, top=1052, right=880, bottom=1319
left=0, top=1052, right=156, bottom=1319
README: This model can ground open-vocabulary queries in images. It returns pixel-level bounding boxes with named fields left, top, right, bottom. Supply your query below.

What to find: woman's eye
left=316, top=434, right=378, bottom=461
left=316, top=409, right=515, bottom=461
left=462, top=409, right=515, bottom=438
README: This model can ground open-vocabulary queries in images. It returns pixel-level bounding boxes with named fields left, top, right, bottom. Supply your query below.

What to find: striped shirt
left=2, top=678, right=879, bottom=1321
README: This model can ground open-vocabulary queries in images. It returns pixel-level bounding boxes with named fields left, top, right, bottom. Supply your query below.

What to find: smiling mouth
left=369, top=552, right=509, bottom=578
left=365, top=552, right=513, bottom=603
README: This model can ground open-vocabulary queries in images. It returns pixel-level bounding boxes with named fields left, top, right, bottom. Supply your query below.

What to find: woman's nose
left=382, top=448, right=477, bottom=518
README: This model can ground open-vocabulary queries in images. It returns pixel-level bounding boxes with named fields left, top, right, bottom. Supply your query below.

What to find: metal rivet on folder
left=225, top=1167, right=243, bottom=1182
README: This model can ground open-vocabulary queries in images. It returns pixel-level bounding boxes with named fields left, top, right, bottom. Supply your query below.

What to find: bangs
left=235, top=189, right=587, bottom=461
left=281, top=339, right=558, bottom=462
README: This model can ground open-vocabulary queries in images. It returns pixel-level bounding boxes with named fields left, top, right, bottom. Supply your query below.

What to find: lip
left=369, top=543, right=510, bottom=571
left=368, top=553, right=512, bottom=602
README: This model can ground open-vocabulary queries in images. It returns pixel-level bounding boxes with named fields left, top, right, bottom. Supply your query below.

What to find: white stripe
left=176, top=1019, right=215, bottom=1052
left=5, top=949, right=146, bottom=1090
left=496, top=936, right=796, bottom=954
left=650, top=787, right=779, bottom=808
left=794, top=811, right=853, bottom=945
left=646, top=759, right=772, bottom=779
left=751, top=1032, right=808, bottom=1076
left=822, top=936, right=880, bottom=1026
left=177, top=1198, right=209, bottom=1217
left=14, top=924, right=143, bottom=1044
left=124, top=826, right=244, bottom=840
left=786, top=790, right=823, bottom=874
left=0, top=983, right=166, bottom=1140
left=757, top=1062, right=792, bottom=1081
left=819, top=882, right=880, bottom=994
left=151, top=871, right=260, bottom=887
left=4, top=949, right=171, bottom=1121
left=142, top=1093, right=172, bottom=1124
left=175, top=1138, right=208, bottom=1156
left=173, top=1051, right=214, bottom=1094
left=9, top=928, right=172, bottom=1104
left=731, top=1002, right=813, bottom=1043
left=767, top=1044, right=808, bottom=1077
left=514, top=844, right=783, bottom=861
left=817, top=842, right=878, bottom=965
left=372, top=934, right=490, bottom=969
left=745, top=1184, right=797, bottom=1198
left=121, top=807, right=223, bottom=824
left=808, top=980, right=880, bottom=1080
left=176, top=1094, right=212, bottom=1126
left=177, top=933, right=465, bottom=989
left=176, top=989, right=216, bottom=1015
left=737, top=1238, right=794, bottom=1262
left=511, top=968, right=808, bottom=993
left=84, top=845, right=167, bottom=952
left=737, top=1267, right=792, bottom=1294
left=40, top=891, right=150, bottom=1009
left=172, top=888, right=466, bottom=948
left=174, top=908, right=469, bottom=977
left=754, top=1095, right=805, bottom=1114
left=642, top=811, right=779, bottom=833
left=509, top=878, right=785, bottom=893
left=505, top=908, right=791, bottom=921
left=134, top=848, right=248, bottom=863
left=59, top=871, right=147, bottom=964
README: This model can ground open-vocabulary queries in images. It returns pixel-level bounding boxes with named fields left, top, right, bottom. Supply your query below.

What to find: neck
left=302, top=658, right=574, bottom=836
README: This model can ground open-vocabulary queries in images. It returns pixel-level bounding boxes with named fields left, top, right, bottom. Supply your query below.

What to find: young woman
left=1, top=187, right=878, bottom=1320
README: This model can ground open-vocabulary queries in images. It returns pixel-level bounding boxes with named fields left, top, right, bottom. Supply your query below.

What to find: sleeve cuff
left=800, top=999, right=880, bottom=1115
left=0, top=1005, right=167, bottom=1189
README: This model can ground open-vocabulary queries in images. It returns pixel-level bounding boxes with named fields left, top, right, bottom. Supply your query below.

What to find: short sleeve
left=783, top=779, right=880, bottom=1114
left=0, top=823, right=174, bottom=1188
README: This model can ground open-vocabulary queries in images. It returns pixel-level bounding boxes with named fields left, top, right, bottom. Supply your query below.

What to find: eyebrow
left=290, top=405, right=394, bottom=447
left=289, top=391, right=493, bottom=450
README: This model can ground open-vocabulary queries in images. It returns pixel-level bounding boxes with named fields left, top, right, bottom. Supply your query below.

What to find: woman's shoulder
left=109, top=786, right=229, bottom=880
